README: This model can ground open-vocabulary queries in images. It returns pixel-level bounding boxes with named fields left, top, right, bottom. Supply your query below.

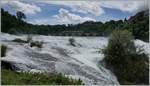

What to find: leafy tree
left=16, top=11, right=26, bottom=20
left=124, top=18, right=127, bottom=22
left=103, top=30, right=149, bottom=85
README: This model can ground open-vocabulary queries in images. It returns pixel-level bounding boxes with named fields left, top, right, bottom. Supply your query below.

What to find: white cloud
left=28, top=8, right=96, bottom=25
left=39, top=0, right=148, bottom=16
left=100, top=1, right=149, bottom=13
left=28, top=18, right=56, bottom=25
left=100, top=16, right=121, bottom=23
left=1, top=0, right=148, bottom=16
left=38, top=1, right=104, bottom=16
left=1, top=1, right=41, bottom=14
left=53, top=8, right=96, bottom=25
left=2, top=0, right=148, bottom=25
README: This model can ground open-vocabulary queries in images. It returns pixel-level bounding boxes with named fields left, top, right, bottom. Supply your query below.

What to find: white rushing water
left=1, top=33, right=149, bottom=85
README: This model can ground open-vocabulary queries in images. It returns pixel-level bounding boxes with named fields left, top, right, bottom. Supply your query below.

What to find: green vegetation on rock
left=1, top=68, right=84, bottom=85
left=1, top=45, right=7, bottom=57
left=103, top=30, right=149, bottom=85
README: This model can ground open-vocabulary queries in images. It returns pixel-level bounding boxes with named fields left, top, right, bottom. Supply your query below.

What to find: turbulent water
left=1, top=33, right=149, bottom=85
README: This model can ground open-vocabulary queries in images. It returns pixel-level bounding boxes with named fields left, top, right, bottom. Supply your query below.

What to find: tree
left=124, top=18, right=127, bottom=22
left=104, top=30, right=136, bottom=65
left=16, top=11, right=26, bottom=20
left=103, top=30, right=149, bottom=85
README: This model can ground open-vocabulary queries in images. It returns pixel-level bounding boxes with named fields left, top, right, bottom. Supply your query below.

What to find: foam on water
left=1, top=33, right=149, bottom=85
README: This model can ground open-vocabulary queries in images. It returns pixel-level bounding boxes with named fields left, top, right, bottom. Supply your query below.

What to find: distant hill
left=127, top=10, right=149, bottom=42
left=1, top=8, right=149, bottom=42
left=129, top=10, right=148, bottom=22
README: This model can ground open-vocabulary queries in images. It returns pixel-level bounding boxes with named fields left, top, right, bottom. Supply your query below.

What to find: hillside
left=1, top=8, right=149, bottom=42
left=126, top=10, right=149, bottom=41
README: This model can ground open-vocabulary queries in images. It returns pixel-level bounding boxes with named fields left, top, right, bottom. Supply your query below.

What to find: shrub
left=30, top=41, right=43, bottom=48
left=69, top=38, right=76, bottom=46
left=1, top=68, right=84, bottom=85
left=103, top=30, right=149, bottom=85
left=1, top=61, right=14, bottom=70
left=12, top=38, right=27, bottom=43
left=1, top=45, right=7, bottom=57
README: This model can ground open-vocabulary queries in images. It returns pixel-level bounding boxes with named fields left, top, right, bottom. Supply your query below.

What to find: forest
left=1, top=8, right=149, bottom=42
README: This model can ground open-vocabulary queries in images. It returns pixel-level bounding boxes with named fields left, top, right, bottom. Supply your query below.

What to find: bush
left=1, top=68, right=84, bottom=85
left=1, top=61, right=14, bottom=70
left=69, top=38, right=76, bottom=46
left=12, top=38, right=27, bottom=43
left=1, top=45, right=7, bottom=57
left=12, top=36, right=43, bottom=48
left=103, top=30, right=149, bottom=85
left=30, top=41, right=43, bottom=48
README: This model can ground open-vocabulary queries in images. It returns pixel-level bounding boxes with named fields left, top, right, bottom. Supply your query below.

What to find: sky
left=1, top=0, right=149, bottom=25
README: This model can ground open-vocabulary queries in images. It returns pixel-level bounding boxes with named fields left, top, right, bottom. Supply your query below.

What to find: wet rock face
left=1, top=34, right=120, bottom=85
left=25, top=51, right=58, bottom=62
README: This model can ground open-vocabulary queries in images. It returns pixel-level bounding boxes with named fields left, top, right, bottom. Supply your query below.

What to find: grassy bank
left=1, top=68, right=84, bottom=85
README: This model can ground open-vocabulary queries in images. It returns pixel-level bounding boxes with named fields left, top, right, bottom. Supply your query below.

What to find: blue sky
left=1, top=0, right=148, bottom=25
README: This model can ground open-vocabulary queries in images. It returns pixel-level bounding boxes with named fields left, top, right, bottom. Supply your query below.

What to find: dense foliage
left=1, top=69, right=84, bottom=85
left=16, top=11, right=26, bottom=20
left=103, top=30, right=149, bottom=85
left=1, top=8, right=149, bottom=42
left=1, top=45, right=7, bottom=57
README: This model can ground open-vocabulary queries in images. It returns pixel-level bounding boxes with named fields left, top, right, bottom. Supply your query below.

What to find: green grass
left=1, top=68, right=84, bottom=85
left=1, top=45, right=7, bottom=57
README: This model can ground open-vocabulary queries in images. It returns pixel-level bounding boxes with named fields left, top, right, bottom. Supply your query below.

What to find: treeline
left=1, top=8, right=149, bottom=42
